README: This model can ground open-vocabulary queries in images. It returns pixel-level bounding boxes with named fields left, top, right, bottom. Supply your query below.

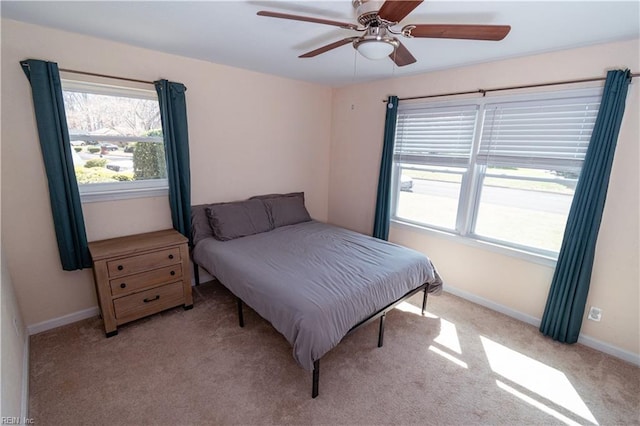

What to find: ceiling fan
left=257, top=0, right=511, bottom=66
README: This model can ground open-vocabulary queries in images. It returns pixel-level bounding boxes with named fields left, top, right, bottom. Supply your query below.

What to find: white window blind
left=391, top=86, right=603, bottom=260
left=478, top=94, right=601, bottom=169
left=394, top=104, right=478, bottom=167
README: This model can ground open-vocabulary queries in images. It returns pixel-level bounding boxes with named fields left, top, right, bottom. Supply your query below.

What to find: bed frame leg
left=378, top=313, right=386, bottom=348
left=237, top=298, right=244, bottom=328
left=193, top=262, right=200, bottom=286
left=312, top=360, right=320, bottom=398
left=422, top=287, right=428, bottom=316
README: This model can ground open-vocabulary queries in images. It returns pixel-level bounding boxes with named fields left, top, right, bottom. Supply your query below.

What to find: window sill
left=390, top=219, right=558, bottom=268
left=80, top=186, right=168, bottom=203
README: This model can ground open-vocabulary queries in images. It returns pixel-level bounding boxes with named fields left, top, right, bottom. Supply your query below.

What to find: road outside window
left=396, top=166, right=464, bottom=231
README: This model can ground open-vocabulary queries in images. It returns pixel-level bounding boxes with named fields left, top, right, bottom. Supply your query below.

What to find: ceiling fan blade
left=389, top=41, right=417, bottom=66
left=257, top=11, right=358, bottom=30
left=378, top=0, right=423, bottom=23
left=405, top=24, right=511, bottom=41
left=299, top=37, right=359, bottom=58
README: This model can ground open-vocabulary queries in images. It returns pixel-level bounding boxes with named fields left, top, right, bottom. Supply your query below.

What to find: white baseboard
left=443, top=284, right=640, bottom=367
left=577, top=334, right=640, bottom=366
left=27, top=306, right=100, bottom=336
left=21, top=333, right=29, bottom=419
left=443, top=284, right=541, bottom=327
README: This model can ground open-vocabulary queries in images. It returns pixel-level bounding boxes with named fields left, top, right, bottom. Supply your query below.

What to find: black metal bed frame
left=193, top=261, right=429, bottom=398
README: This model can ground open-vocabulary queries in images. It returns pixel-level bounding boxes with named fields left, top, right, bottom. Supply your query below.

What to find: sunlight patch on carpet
left=434, top=318, right=462, bottom=354
left=481, top=336, right=598, bottom=425
left=496, top=380, right=584, bottom=426
left=396, top=301, right=463, bottom=358
left=428, top=345, right=468, bottom=368
left=396, top=301, right=437, bottom=318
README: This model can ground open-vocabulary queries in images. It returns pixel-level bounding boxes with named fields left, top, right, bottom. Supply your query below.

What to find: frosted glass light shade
left=356, top=40, right=395, bottom=60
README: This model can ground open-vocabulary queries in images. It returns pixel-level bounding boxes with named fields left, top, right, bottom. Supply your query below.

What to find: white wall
left=329, top=39, right=640, bottom=359
left=1, top=246, right=29, bottom=418
left=1, top=19, right=332, bottom=327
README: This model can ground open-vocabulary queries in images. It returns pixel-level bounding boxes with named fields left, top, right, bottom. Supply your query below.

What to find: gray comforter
left=193, top=221, right=443, bottom=371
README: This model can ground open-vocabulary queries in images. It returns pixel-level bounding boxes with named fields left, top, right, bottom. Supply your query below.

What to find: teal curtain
left=155, top=80, right=191, bottom=240
left=540, top=69, right=632, bottom=343
left=373, top=96, right=399, bottom=240
left=20, top=59, right=91, bottom=271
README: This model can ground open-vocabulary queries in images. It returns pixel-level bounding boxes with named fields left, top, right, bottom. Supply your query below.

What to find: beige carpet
left=29, top=280, right=639, bottom=425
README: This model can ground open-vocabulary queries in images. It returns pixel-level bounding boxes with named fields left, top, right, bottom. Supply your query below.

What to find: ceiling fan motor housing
left=352, top=0, right=385, bottom=26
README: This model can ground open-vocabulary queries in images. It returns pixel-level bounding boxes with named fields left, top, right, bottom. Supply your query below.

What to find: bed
left=191, top=193, right=443, bottom=397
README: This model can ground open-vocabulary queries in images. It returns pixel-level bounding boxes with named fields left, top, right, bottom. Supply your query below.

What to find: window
left=62, top=80, right=167, bottom=202
left=391, top=88, right=601, bottom=259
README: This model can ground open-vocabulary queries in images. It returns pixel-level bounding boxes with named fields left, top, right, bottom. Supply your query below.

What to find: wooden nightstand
left=89, top=229, right=193, bottom=337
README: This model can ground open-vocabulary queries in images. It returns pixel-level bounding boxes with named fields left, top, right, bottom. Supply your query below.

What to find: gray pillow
left=250, top=191, right=304, bottom=201
left=263, top=195, right=311, bottom=228
left=191, top=204, right=215, bottom=246
left=205, top=199, right=273, bottom=241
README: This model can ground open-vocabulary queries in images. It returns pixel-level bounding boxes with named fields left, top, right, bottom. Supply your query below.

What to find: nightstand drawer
left=107, top=247, right=181, bottom=278
left=109, top=264, right=183, bottom=297
left=113, top=281, right=184, bottom=324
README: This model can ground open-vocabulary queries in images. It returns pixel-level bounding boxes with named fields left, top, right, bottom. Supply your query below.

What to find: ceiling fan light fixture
left=353, top=26, right=399, bottom=60
left=355, top=39, right=397, bottom=60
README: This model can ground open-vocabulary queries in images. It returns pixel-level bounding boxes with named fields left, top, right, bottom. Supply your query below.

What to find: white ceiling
left=2, top=1, right=639, bottom=87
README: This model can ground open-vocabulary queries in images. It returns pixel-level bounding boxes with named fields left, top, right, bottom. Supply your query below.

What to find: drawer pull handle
left=120, top=283, right=127, bottom=289
left=143, top=295, right=160, bottom=303
left=117, top=265, right=124, bottom=271
left=170, top=271, right=176, bottom=276
left=168, top=254, right=174, bottom=259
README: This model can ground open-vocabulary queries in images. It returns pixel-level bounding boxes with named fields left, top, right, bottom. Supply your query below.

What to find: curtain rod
left=59, top=68, right=155, bottom=85
left=384, top=71, right=639, bottom=103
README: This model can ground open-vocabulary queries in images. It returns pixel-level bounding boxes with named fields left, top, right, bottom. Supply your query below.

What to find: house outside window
left=62, top=80, right=167, bottom=202
left=391, top=87, right=602, bottom=260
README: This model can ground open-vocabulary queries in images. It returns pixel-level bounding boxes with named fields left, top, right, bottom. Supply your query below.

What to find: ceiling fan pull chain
left=392, top=53, right=396, bottom=78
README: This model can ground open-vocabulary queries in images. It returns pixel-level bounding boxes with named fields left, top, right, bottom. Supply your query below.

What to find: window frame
left=61, top=79, right=168, bottom=203
left=390, top=86, right=603, bottom=262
